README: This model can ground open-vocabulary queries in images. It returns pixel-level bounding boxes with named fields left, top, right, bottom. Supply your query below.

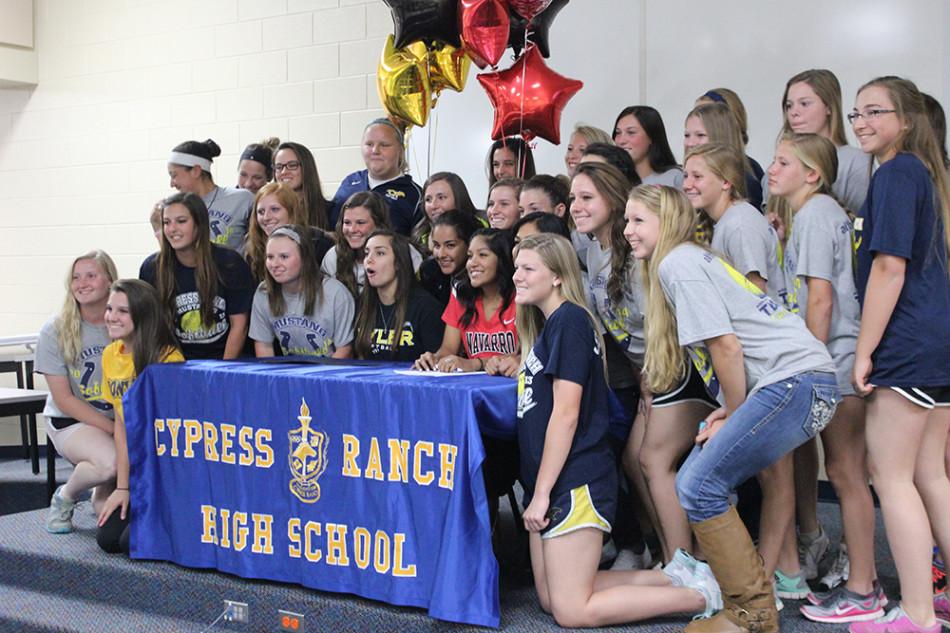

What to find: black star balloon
left=508, top=0, right=569, bottom=59
left=382, top=0, right=461, bottom=49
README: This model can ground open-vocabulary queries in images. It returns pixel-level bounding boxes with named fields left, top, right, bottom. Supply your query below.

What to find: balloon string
left=518, top=28, right=528, bottom=171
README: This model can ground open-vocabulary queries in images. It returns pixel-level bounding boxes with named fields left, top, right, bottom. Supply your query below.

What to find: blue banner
left=124, top=360, right=517, bottom=628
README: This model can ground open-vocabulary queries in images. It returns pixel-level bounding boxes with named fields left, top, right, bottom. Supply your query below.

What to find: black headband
left=240, top=146, right=272, bottom=167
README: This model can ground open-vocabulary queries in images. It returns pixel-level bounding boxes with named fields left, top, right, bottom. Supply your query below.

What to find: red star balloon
left=476, top=45, right=583, bottom=144
left=459, top=0, right=509, bottom=69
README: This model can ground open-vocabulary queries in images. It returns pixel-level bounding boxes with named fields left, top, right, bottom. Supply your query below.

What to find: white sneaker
left=689, top=558, right=723, bottom=619
left=46, top=485, right=76, bottom=534
left=818, top=543, right=850, bottom=591
left=798, top=525, right=830, bottom=580
left=610, top=545, right=654, bottom=570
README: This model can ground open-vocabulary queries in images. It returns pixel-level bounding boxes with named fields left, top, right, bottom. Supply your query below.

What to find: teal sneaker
left=775, top=569, right=809, bottom=599
left=46, top=485, right=76, bottom=534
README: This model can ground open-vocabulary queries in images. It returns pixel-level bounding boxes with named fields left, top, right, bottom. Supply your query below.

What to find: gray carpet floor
left=0, top=455, right=900, bottom=632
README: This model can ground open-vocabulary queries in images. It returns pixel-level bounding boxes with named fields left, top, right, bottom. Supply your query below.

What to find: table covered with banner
left=123, top=359, right=518, bottom=628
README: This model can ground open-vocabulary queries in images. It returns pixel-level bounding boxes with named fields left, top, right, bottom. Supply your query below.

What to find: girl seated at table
left=353, top=230, right=444, bottom=362
left=97, top=279, right=184, bottom=554
left=39, top=251, right=119, bottom=533
left=139, top=192, right=255, bottom=360
left=513, top=233, right=720, bottom=627
left=323, top=191, right=423, bottom=301
left=415, top=228, right=520, bottom=377
left=250, top=225, right=355, bottom=359
left=418, top=210, right=479, bottom=308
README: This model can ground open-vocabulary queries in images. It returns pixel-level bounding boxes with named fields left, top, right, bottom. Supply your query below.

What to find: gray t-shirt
left=643, top=167, right=685, bottom=189
left=34, top=318, right=115, bottom=419
left=249, top=278, right=356, bottom=357
left=586, top=240, right=645, bottom=365
left=760, top=144, right=870, bottom=215
left=659, top=243, right=834, bottom=395
left=711, top=201, right=786, bottom=303
left=783, top=194, right=860, bottom=394
left=205, top=185, right=253, bottom=252
left=321, top=245, right=424, bottom=295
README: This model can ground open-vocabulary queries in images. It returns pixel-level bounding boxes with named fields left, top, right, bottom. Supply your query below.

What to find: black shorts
left=542, top=479, right=615, bottom=539
left=652, top=361, right=719, bottom=409
left=889, top=385, right=950, bottom=409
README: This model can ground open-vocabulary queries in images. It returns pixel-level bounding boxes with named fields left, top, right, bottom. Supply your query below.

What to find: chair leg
left=47, top=436, right=57, bottom=503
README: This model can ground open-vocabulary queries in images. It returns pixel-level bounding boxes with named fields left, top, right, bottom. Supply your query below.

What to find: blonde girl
left=39, top=251, right=119, bottom=533
left=514, top=233, right=719, bottom=627
left=625, top=184, right=837, bottom=633
left=769, top=133, right=882, bottom=623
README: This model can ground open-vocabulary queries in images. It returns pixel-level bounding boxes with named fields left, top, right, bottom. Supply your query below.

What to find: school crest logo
left=384, top=188, right=406, bottom=200
left=288, top=398, right=329, bottom=503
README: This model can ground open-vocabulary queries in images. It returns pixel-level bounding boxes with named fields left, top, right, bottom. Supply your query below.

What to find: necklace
left=377, top=302, right=394, bottom=333
left=205, top=186, right=220, bottom=211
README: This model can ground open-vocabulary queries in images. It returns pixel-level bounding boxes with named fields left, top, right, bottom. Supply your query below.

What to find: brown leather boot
left=684, top=507, right=778, bottom=633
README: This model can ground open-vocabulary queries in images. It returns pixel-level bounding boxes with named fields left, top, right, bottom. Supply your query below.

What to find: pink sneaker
left=934, top=592, right=950, bottom=627
left=848, top=606, right=941, bottom=633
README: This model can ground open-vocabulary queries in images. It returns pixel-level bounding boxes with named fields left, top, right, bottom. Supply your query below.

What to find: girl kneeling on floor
left=625, top=184, right=839, bottom=633
left=96, top=279, right=183, bottom=554
left=514, top=233, right=720, bottom=628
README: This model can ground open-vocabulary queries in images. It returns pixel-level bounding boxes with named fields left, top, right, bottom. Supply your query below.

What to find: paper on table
left=393, top=369, right=487, bottom=377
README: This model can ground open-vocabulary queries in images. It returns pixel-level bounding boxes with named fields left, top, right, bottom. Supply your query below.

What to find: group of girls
left=35, top=66, right=950, bottom=633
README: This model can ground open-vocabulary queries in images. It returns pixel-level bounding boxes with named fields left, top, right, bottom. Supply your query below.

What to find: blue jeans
left=675, top=370, right=839, bottom=522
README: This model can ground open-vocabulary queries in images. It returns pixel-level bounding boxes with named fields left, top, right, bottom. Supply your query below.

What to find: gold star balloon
left=428, top=42, right=471, bottom=94
left=377, top=34, right=431, bottom=128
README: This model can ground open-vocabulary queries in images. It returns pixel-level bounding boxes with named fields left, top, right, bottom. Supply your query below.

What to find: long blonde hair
left=684, top=143, right=746, bottom=241
left=514, top=234, right=606, bottom=376
left=777, top=133, right=839, bottom=202
left=782, top=69, right=848, bottom=146
left=630, top=185, right=699, bottom=393
left=687, top=102, right=751, bottom=174
left=859, top=76, right=950, bottom=275
left=58, top=250, right=118, bottom=365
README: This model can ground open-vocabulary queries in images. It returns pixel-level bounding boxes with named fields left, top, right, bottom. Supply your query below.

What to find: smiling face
left=487, top=185, right=520, bottom=229
left=71, top=258, right=111, bottom=308
left=256, top=194, right=291, bottom=236
left=265, top=235, right=303, bottom=291
left=614, top=113, right=651, bottom=164
left=362, top=124, right=402, bottom=181
left=569, top=173, right=612, bottom=240
left=237, top=160, right=269, bottom=194
left=423, top=179, right=456, bottom=221
left=683, top=155, right=729, bottom=214
left=492, top=146, right=518, bottom=181
left=162, top=203, right=198, bottom=252
left=852, top=85, right=903, bottom=162
left=513, top=247, right=560, bottom=312
left=363, top=234, right=397, bottom=290
left=430, top=224, right=467, bottom=276
left=564, top=132, right=588, bottom=177
left=105, top=290, right=134, bottom=341
left=623, top=198, right=660, bottom=260
left=683, top=115, right=708, bottom=153
left=466, top=234, right=499, bottom=289
left=785, top=82, right=832, bottom=137
left=168, top=164, right=203, bottom=193
left=273, top=148, right=303, bottom=191
left=341, top=206, right=376, bottom=250
left=519, top=187, right=560, bottom=217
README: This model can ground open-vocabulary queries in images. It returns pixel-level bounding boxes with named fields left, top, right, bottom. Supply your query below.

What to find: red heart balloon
left=507, top=0, right=553, bottom=21
left=459, top=0, right=509, bottom=69
left=477, top=45, right=582, bottom=144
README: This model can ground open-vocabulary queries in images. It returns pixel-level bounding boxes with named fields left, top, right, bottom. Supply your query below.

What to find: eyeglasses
left=846, top=109, right=896, bottom=124
left=273, top=161, right=301, bottom=173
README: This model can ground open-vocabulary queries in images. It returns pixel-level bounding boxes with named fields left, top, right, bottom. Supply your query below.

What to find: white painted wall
left=0, top=0, right=948, bottom=443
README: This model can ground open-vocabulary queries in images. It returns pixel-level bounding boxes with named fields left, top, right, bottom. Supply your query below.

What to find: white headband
left=168, top=151, right=212, bottom=172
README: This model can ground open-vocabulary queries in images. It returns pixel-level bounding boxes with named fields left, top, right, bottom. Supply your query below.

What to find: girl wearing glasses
left=846, top=76, right=950, bottom=633
left=273, top=142, right=332, bottom=231
left=329, top=119, right=423, bottom=236
left=168, top=139, right=254, bottom=252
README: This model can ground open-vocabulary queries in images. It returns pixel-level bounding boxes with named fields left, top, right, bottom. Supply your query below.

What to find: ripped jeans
left=676, top=370, right=839, bottom=522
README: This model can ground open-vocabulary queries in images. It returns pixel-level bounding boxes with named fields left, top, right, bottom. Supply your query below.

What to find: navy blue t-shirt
left=328, top=170, right=423, bottom=236
left=855, top=152, right=950, bottom=386
left=516, top=301, right=615, bottom=504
